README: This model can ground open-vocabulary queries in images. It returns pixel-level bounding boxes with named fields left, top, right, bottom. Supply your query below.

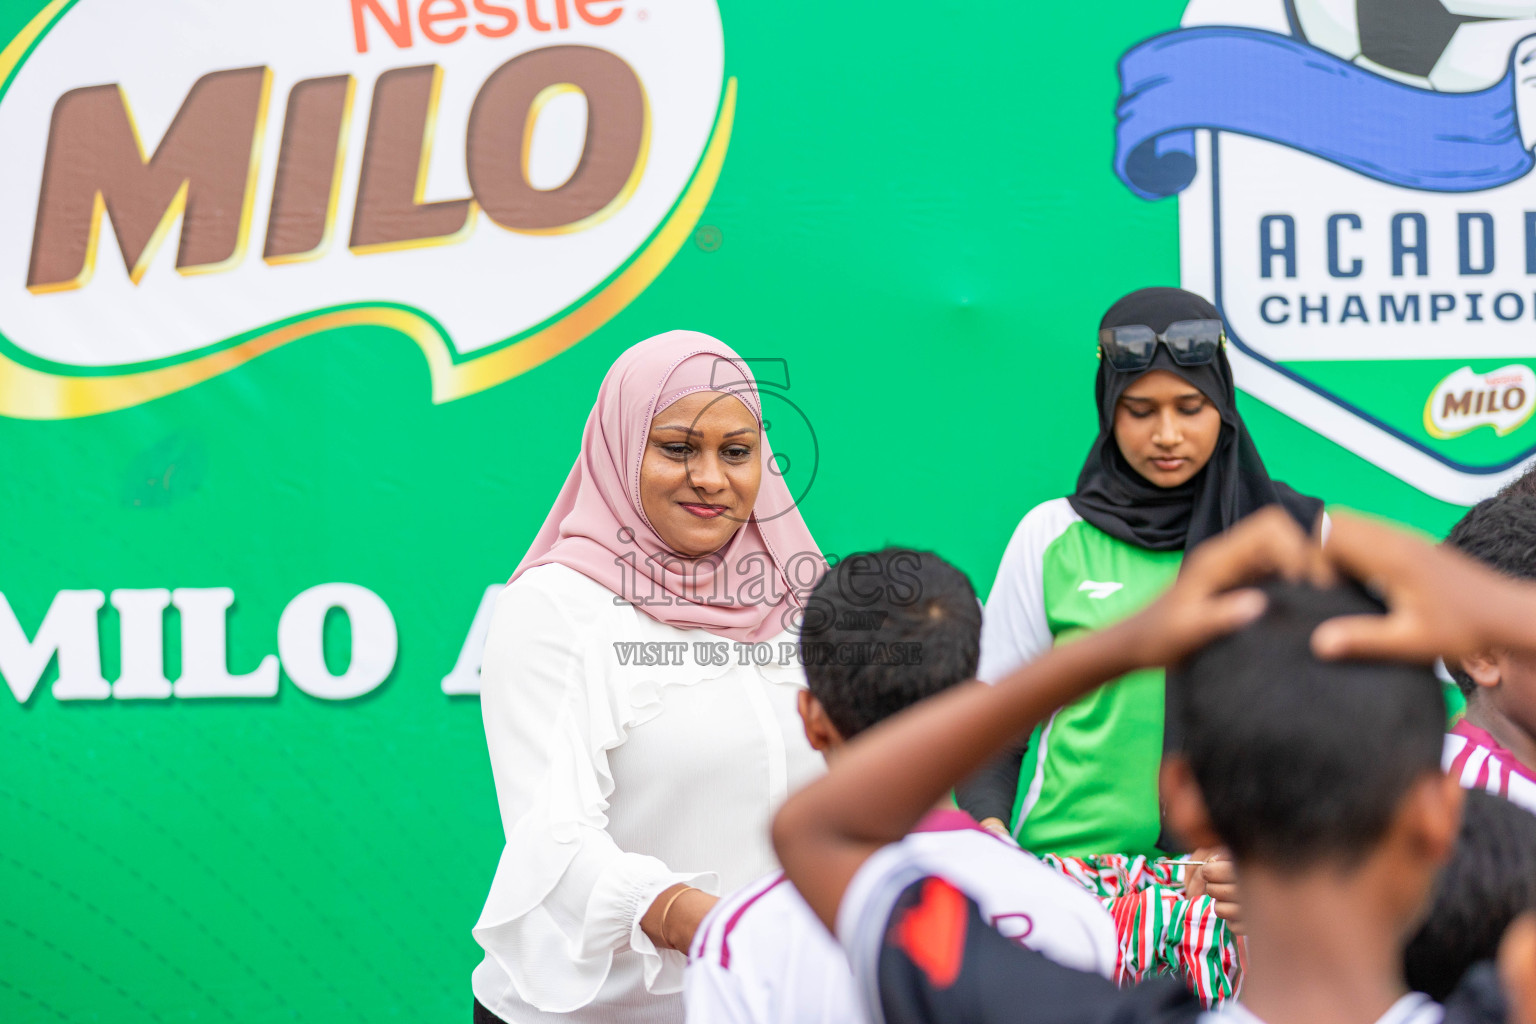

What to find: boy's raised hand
left=1311, top=511, right=1536, bottom=664
left=1121, top=506, right=1318, bottom=669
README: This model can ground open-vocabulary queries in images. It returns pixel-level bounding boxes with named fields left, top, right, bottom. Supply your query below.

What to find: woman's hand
left=640, top=884, right=720, bottom=955
left=1181, top=847, right=1216, bottom=900
left=1182, top=849, right=1243, bottom=934
left=977, top=817, right=1017, bottom=844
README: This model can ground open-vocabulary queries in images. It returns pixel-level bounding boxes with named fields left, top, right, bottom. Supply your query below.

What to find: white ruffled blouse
left=471, top=563, right=824, bottom=1024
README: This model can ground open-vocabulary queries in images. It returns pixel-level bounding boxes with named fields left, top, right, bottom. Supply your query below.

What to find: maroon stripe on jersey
left=719, top=874, right=786, bottom=970
left=1474, top=750, right=1494, bottom=791
left=1454, top=720, right=1536, bottom=786
left=691, top=895, right=721, bottom=960
left=911, top=809, right=988, bottom=835
left=1446, top=735, right=1475, bottom=782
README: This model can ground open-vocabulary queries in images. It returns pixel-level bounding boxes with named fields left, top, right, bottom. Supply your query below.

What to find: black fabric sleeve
left=953, top=738, right=1027, bottom=825
left=874, top=876, right=1199, bottom=1024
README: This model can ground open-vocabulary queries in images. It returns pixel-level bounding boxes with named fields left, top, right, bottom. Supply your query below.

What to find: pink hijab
left=511, top=331, right=824, bottom=642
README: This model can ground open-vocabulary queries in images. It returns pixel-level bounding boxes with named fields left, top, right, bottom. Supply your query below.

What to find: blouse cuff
left=581, top=853, right=719, bottom=994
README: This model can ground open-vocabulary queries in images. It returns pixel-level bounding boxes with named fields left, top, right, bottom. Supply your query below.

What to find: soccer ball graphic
left=1289, top=0, right=1536, bottom=91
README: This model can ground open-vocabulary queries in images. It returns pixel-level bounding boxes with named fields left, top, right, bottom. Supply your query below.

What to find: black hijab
left=1068, top=287, right=1323, bottom=551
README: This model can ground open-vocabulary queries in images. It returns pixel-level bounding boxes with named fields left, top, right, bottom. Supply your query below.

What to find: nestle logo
left=350, top=0, right=625, bottom=54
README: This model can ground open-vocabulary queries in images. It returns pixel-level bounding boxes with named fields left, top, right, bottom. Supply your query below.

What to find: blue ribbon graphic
left=1115, top=26, right=1534, bottom=199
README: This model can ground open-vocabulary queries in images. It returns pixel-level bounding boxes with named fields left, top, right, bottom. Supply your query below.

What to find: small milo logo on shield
left=1426, top=364, right=1535, bottom=439
left=1115, top=0, right=1536, bottom=503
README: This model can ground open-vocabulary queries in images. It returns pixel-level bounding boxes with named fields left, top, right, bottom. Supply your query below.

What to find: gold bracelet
left=657, top=886, right=692, bottom=950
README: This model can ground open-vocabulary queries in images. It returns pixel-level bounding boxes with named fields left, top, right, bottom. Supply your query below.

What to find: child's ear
left=1160, top=756, right=1221, bottom=852
left=1459, top=651, right=1503, bottom=690
left=1410, top=772, right=1465, bottom=866
left=1400, top=773, right=1468, bottom=872
left=797, top=690, right=842, bottom=753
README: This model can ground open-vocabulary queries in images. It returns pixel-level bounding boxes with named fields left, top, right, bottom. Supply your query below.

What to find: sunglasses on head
left=1097, top=319, right=1226, bottom=373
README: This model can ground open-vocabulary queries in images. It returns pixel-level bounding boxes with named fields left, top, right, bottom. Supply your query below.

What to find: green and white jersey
left=979, top=497, right=1181, bottom=859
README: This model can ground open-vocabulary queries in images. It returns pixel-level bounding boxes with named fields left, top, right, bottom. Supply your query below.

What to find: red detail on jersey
left=893, top=877, right=969, bottom=989
left=719, top=874, right=786, bottom=970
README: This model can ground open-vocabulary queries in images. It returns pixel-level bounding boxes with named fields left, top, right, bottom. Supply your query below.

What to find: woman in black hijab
left=957, top=287, right=1322, bottom=858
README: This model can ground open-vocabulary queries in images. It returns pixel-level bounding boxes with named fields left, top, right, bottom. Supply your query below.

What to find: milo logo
left=1426, top=365, right=1536, bottom=439
left=0, top=0, right=729, bottom=419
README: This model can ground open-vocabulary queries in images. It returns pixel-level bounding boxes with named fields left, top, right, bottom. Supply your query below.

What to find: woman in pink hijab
left=470, top=332, right=826, bottom=1024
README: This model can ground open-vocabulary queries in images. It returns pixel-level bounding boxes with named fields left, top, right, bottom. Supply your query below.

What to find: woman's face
left=640, top=390, right=763, bottom=557
left=1112, top=369, right=1223, bottom=488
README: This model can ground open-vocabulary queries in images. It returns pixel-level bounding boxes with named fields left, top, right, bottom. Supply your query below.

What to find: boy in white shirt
left=774, top=510, right=1536, bottom=1024
left=684, top=548, right=1116, bottom=1024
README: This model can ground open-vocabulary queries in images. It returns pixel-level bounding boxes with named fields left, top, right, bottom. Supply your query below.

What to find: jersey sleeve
left=684, top=875, right=789, bottom=1024
left=978, top=500, right=1078, bottom=685
left=852, top=874, right=1199, bottom=1024
left=685, top=901, right=758, bottom=1024
left=838, top=836, right=1192, bottom=1024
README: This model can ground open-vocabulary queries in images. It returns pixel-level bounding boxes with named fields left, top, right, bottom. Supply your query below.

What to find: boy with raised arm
left=774, top=509, right=1536, bottom=1024
left=685, top=549, right=1117, bottom=1024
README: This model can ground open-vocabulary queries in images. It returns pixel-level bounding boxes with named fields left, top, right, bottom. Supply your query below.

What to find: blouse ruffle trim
left=474, top=569, right=799, bottom=1012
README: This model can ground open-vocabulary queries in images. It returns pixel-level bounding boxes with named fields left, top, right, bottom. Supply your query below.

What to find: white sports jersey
left=688, top=809, right=1116, bottom=1024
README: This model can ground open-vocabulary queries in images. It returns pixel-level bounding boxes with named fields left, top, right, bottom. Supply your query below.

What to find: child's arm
left=773, top=508, right=1316, bottom=931
left=1314, top=511, right=1536, bottom=663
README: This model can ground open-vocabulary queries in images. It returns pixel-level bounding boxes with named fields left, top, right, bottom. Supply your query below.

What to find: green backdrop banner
left=3, top=0, right=1532, bottom=1020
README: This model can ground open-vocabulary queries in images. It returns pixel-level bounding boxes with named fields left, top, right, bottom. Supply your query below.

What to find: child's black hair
left=1403, top=790, right=1536, bottom=1000
left=1443, top=493, right=1536, bottom=696
left=1169, top=581, right=1445, bottom=868
left=798, top=548, right=980, bottom=740
left=1497, top=462, right=1536, bottom=500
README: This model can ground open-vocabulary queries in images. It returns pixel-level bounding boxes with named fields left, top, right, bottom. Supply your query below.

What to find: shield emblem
left=1116, top=0, right=1536, bottom=502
